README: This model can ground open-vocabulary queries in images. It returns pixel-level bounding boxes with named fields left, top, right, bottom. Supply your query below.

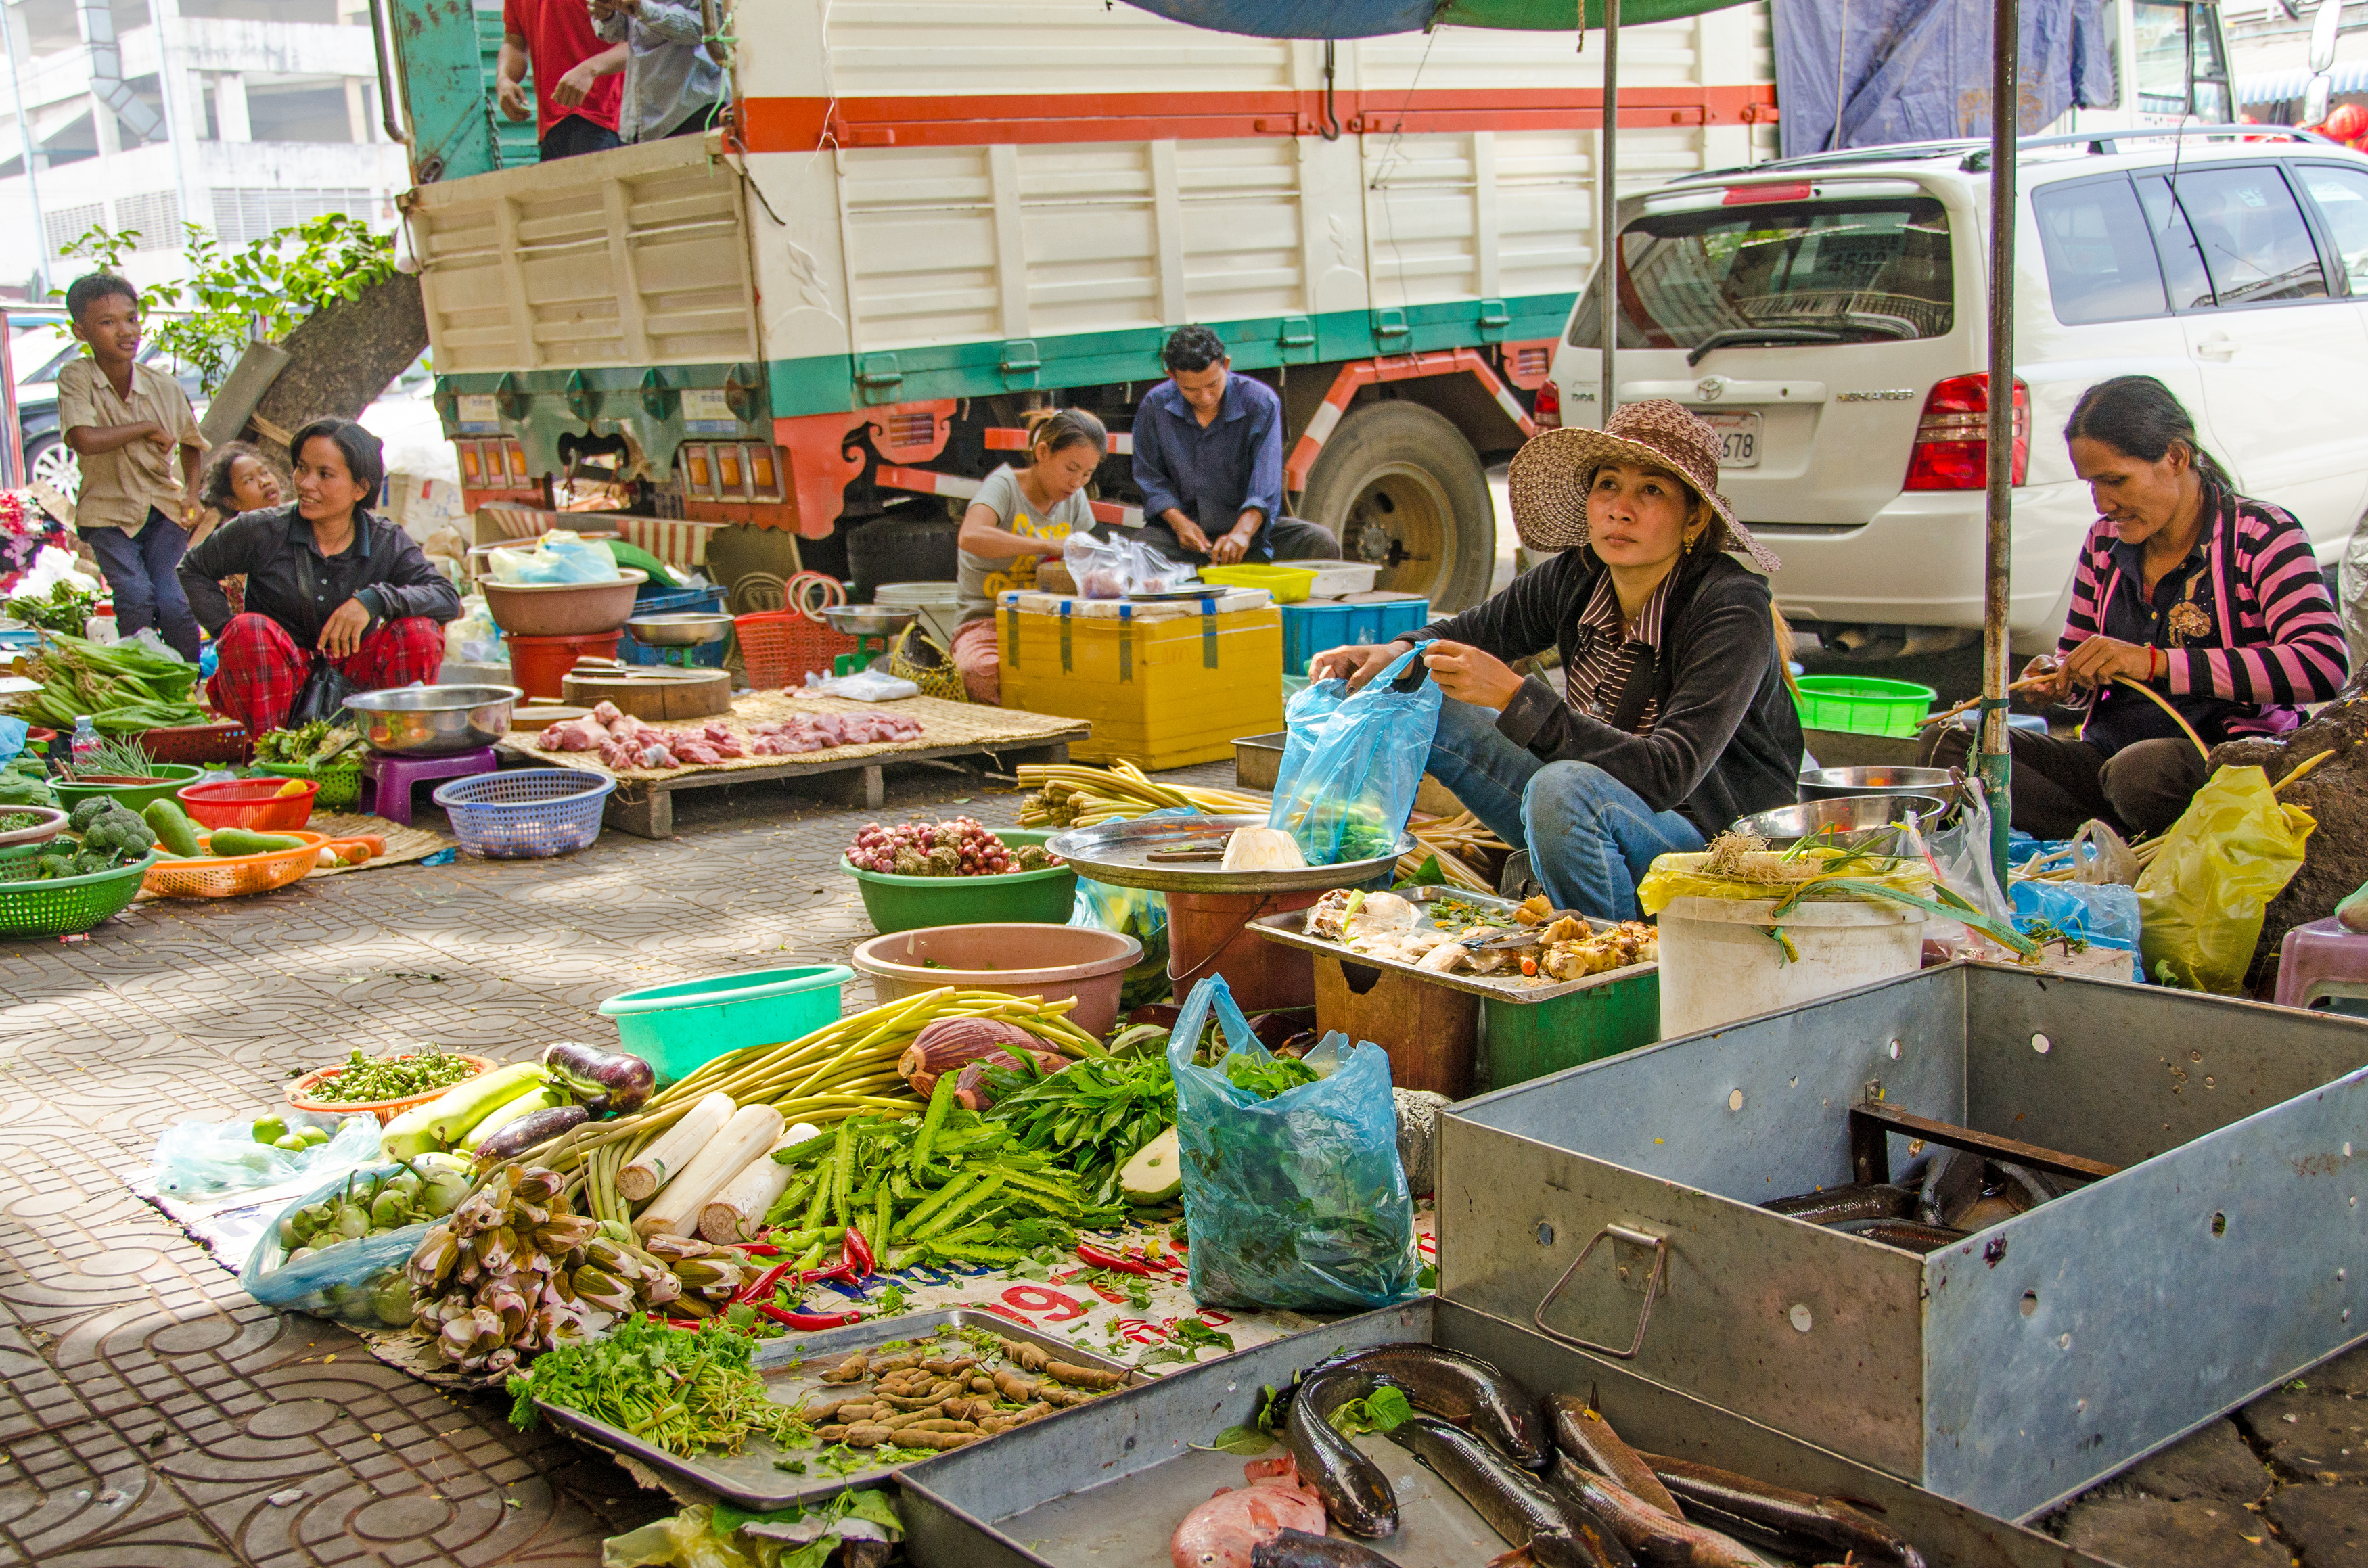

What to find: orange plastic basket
left=142, top=829, right=384, bottom=900
left=283, top=1051, right=501, bottom=1124
left=735, top=609, right=855, bottom=690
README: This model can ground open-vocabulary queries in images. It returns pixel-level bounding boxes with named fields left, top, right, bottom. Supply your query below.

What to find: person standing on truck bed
left=56, top=271, right=204, bottom=662
left=497, top=0, right=624, bottom=161
left=1132, top=325, right=1340, bottom=568
left=591, top=0, right=726, bottom=143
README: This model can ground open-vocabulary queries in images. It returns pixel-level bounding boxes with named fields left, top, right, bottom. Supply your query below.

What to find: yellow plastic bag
left=2135, top=765, right=2315, bottom=994
left=1637, top=845, right=1934, bottom=915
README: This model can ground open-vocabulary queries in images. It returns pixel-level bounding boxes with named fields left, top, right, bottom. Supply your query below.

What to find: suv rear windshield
left=1568, top=195, right=1954, bottom=352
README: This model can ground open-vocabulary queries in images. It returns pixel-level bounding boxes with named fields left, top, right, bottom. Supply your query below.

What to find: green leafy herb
left=3, top=579, right=97, bottom=636
left=1391, top=854, right=1451, bottom=891
left=508, top=1318, right=813, bottom=1458
left=1328, top=1385, right=1414, bottom=1439
left=1195, top=1424, right=1277, bottom=1456
left=982, top=1046, right=1177, bottom=1207
left=1139, top=1318, right=1235, bottom=1369
left=1223, top=1051, right=1319, bottom=1101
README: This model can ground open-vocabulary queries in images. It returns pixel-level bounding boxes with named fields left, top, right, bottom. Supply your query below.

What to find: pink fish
left=1171, top=1456, right=1328, bottom=1568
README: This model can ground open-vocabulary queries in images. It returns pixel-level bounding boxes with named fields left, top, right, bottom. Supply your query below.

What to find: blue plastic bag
left=1167, top=976, right=1418, bottom=1312
left=2011, top=879, right=2145, bottom=981
left=1270, top=676, right=1346, bottom=811
left=1267, top=645, right=1440, bottom=866
left=240, top=1160, right=448, bottom=1327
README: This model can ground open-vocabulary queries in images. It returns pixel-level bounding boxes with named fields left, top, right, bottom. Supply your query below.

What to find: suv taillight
left=1904, top=373, right=2028, bottom=490
left=1534, top=379, right=1562, bottom=430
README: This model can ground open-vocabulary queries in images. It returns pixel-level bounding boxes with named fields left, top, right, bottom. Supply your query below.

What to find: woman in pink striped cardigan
left=1928, top=375, right=2350, bottom=838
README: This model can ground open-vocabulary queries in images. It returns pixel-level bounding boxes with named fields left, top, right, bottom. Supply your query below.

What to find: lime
left=252, top=1113, right=288, bottom=1145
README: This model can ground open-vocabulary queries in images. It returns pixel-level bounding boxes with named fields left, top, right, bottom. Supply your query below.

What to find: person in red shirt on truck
left=497, top=0, right=625, bottom=161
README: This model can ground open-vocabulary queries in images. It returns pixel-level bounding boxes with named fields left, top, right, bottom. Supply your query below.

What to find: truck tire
left=1298, top=400, right=1495, bottom=613
left=847, top=507, right=959, bottom=603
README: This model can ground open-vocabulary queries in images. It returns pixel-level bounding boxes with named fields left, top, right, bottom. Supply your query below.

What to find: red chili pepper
left=1076, top=1243, right=1158, bottom=1277
left=737, top=1243, right=784, bottom=1257
left=738, top=1262, right=801, bottom=1304
left=751, top=1302, right=863, bottom=1331
left=842, top=1224, right=875, bottom=1282
left=798, top=1262, right=856, bottom=1288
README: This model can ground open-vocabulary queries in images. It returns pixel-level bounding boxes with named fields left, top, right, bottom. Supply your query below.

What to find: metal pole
left=1599, top=0, right=1618, bottom=430
left=0, top=307, right=21, bottom=488
left=1981, top=0, right=2018, bottom=887
left=1, top=3, right=50, bottom=296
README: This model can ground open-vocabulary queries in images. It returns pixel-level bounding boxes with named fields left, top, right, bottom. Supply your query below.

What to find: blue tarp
left=1772, top=0, right=2118, bottom=158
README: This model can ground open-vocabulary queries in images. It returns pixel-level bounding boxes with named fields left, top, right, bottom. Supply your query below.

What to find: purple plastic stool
left=359, top=747, right=499, bottom=828
left=2275, top=915, right=2368, bottom=1011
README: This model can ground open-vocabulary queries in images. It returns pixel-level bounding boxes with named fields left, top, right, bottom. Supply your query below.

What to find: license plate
left=1702, top=411, right=1762, bottom=468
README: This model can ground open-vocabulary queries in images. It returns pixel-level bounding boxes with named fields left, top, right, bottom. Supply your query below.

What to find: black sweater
left=1415, top=549, right=1802, bottom=833
left=179, top=505, right=461, bottom=643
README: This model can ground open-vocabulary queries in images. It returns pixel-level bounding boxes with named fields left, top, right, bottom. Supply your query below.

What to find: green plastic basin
left=1792, top=676, right=1937, bottom=739
left=841, top=827, right=1078, bottom=934
left=597, top=963, right=852, bottom=1084
left=53, top=764, right=206, bottom=813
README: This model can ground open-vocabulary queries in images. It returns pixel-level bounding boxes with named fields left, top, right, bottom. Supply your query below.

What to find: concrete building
left=0, top=0, right=409, bottom=297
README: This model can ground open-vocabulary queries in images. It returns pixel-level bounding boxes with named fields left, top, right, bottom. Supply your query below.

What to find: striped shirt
left=1564, top=571, right=1674, bottom=735
left=2060, top=483, right=2349, bottom=752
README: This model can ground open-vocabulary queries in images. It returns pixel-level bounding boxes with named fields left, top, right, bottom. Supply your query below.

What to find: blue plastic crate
left=618, top=586, right=729, bottom=667
left=1280, top=597, right=1432, bottom=676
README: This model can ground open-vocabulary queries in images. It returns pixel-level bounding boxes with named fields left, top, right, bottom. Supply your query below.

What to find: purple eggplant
left=472, top=1104, right=589, bottom=1164
left=542, top=1040, right=654, bottom=1113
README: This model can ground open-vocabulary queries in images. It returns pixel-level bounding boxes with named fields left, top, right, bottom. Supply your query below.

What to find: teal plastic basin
left=597, top=963, right=852, bottom=1084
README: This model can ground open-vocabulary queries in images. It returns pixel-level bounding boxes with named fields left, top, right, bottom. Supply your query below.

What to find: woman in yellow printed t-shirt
left=950, top=407, right=1109, bottom=704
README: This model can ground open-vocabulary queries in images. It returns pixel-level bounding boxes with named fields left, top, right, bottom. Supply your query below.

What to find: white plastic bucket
left=1656, top=894, right=1926, bottom=1038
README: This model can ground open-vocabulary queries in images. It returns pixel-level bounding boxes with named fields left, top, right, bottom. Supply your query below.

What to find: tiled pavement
left=3, top=757, right=2364, bottom=1566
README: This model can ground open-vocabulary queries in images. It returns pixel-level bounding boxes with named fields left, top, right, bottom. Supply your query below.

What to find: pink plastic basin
left=848, top=923, right=1143, bottom=1039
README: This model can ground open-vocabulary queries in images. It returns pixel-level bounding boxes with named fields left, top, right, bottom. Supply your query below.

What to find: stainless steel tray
left=535, top=1308, right=1145, bottom=1511
left=1440, top=963, right=2368, bottom=1521
left=1252, top=885, right=1657, bottom=1004
left=894, top=1297, right=2116, bottom=1568
left=1045, top=814, right=1416, bottom=894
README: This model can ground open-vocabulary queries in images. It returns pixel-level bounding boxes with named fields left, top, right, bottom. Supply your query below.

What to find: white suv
left=1547, top=129, right=2368, bottom=655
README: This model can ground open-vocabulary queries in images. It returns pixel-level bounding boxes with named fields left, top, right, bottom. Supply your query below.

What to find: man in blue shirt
left=1131, top=326, right=1340, bottom=566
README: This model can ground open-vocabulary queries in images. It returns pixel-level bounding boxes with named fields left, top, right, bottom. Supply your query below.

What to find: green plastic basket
left=53, top=764, right=206, bottom=813
left=840, top=828, right=1078, bottom=935
left=598, top=963, right=853, bottom=1084
left=254, top=760, right=363, bottom=812
left=1792, top=676, right=1938, bottom=738
left=0, top=848, right=162, bottom=938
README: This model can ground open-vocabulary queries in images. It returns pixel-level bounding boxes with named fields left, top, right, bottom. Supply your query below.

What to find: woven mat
left=307, top=812, right=454, bottom=875
left=507, top=693, right=1087, bottom=785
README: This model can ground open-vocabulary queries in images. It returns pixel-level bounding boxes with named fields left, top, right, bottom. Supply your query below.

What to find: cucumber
left=459, top=1084, right=567, bottom=1150
left=380, top=1063, right=548, bottom=1159
left=210, top=828, right=309, bottom=858
left=143, top=799, right=204, bottom=858
left=1118, top=1126, right=1182, bottom=1204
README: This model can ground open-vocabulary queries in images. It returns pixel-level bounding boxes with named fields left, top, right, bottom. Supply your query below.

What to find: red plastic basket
left=142, top=722, right=252, bottom=764
left=735, top=611, right=855, bottom=690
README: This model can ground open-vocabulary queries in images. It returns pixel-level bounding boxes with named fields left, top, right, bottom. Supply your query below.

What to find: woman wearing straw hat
left=1311, top=400, right=1802, bottom=922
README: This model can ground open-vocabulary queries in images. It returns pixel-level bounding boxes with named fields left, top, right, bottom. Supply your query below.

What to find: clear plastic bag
left=240, top=1159, right=457, bottom=1327
left=486, top=530, right=621, bottom=585
left=1072, top=870, right=1173, bottom=1011
left=150, top=1113, right=380, bottom=1197
left=1061, top=531, right=1196, bottom=599
left=1166, top=975, right=1418, bottom=1312
left=800, top=668, right=920, bottom=701
left=2136, top=765, right=2315, bottom=994
left=1922, top=775, right=2010, bottom=923
left=1267, top=644, right=1440, bottom=866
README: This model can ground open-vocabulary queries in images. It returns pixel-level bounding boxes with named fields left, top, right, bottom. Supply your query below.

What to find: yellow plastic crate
left=1001, top=601, right=1284, bottom=769
left=1199, top=563, right=1316, bottom=603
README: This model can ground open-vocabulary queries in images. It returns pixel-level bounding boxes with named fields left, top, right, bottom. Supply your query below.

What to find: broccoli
left=34, top=854, right=72, bottom=880
left=81, top=821, right=120, bottom=855
left=71, top=852, right=108, bottom=877
left=68, top=798, right=108, bottom=833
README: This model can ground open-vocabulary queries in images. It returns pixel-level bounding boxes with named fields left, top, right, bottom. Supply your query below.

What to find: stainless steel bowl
left=1733, top=793, right=1951, bottom=848
left=821, top=605, right=920, bottom=637
left=343, top=684, right=524, bottom=757
left=625, top=612, right=733, bottom=647
left=1797, top=764, right=1963, bottom=814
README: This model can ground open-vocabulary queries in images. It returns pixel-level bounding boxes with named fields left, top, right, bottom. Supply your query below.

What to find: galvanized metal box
left=1436, top=962, right=2368, bottom=1521
left=894, top=1297, right=2114, bottom=1568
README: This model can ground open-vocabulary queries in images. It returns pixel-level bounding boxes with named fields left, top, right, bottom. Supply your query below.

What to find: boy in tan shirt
left=57, top=272, right=204, bottom=660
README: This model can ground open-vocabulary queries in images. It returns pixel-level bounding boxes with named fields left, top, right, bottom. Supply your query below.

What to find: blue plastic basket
left=618, top=586, right=730, bottom=668
left=1280, top=597, right=1432, bottom=676
left=430, top=768, right=615, bottom=858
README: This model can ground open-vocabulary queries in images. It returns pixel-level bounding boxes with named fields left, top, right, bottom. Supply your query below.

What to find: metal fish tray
left=1438, top=961, right=2368, bottom=1521
left=893, top=1297, right=2114, bottom=1567
left=1250, top=885, right=1656, bottom=1004
left=534, top=1308, right=1143, bottom=1511
left=1045, top=814, right=1416, bottom=894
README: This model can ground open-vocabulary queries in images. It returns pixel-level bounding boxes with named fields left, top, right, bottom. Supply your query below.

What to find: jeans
left=1424, top=697, right=1705, bottom=921
left=80, top=508, right=200, bottom=660
left=540, top=114, right=622, bottom=160
left=1922, top=723, right=2207, bottom=839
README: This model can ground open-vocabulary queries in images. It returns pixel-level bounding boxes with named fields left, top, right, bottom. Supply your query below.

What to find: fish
left=1915, top=1147, right=1983, bottom=1228
left=1545, top=1396, right=1683, bottom=1518
left=1248, top=1530, right=1399, bottom=1568
left=1387, top=1415, right=1635, bottom=1568
left=1546, top=1458, right=1775, bottom=1568
left=1285, top=1343, right=1549, bottom=1538
left=1830, top=1218, right=1969, bottom=1254
left=1171, top=1456, right=1330, bottom=1568
left=1760, top=1183, right=1917, bottom=1226
left=1637, top=1452, right=1928, bottom=1568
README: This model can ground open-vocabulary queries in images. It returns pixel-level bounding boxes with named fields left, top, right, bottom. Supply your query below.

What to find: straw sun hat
left=1506, top=398, right=1781, bottom=574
